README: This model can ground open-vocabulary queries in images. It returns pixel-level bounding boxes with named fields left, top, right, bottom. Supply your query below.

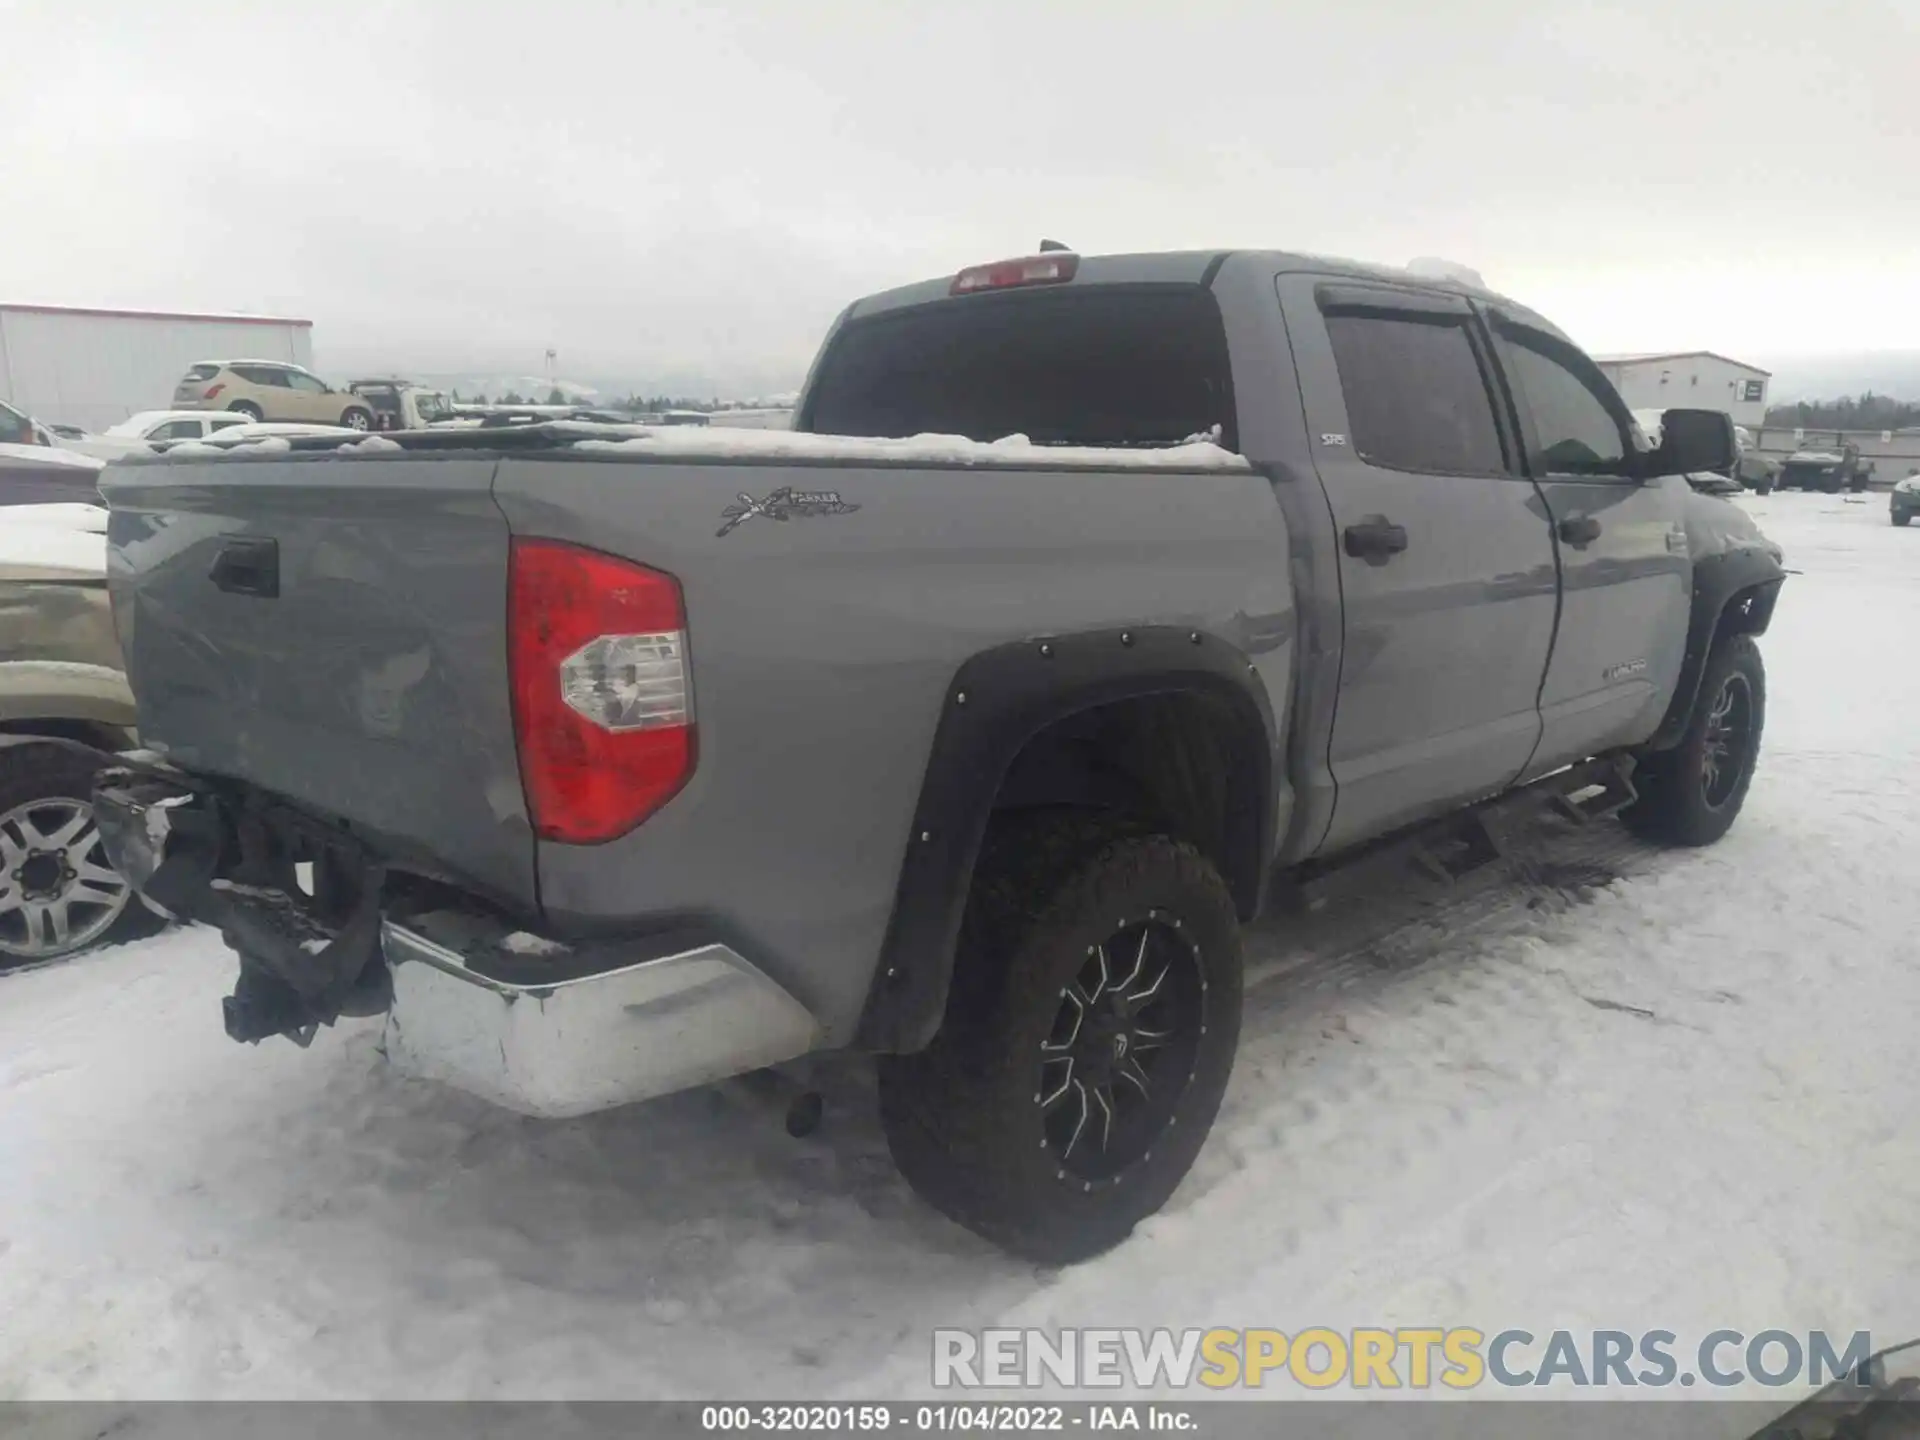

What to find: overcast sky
left=5, top=0, right=1916, bottom=393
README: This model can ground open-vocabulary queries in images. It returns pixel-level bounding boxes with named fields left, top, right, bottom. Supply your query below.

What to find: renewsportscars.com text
left=932, top=1328, right=1874, bottom=1392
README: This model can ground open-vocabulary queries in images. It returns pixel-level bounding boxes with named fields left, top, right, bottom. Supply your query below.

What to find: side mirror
left=1647, top=408, right=1736, bottom=479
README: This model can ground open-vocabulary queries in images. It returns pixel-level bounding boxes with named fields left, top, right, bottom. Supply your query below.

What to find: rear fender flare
left=854, top=626, right=1279, bottom=1053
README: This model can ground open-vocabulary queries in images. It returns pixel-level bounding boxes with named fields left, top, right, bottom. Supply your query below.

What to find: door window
left=1500, top=335, right=1629, bottom=476
left=284, top=371, right=329, bottom=393
left=0, top=401, right=32, bottom=444
left=1323, top=313, right=1507, bottom=475
left=150, top=419, right=203, bottom=439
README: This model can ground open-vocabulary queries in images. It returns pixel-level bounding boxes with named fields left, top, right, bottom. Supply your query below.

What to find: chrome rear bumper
left=379, top=922, right=820, bottom=1119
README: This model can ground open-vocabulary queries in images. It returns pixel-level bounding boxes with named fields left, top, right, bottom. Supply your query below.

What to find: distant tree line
left=443, top=390, right=783, bottom=413
left=1764, top=393, right=1920, bottom=431
left=611, top=394, right=722, bottom=414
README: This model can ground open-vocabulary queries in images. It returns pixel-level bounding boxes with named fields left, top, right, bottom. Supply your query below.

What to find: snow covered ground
left=2, top=493, right=1916, bottom=1404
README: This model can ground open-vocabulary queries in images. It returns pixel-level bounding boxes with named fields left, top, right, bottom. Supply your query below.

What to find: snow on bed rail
left=566, top=424, right=1251, bottom=471
left=164, top=436, right=294, bottom=459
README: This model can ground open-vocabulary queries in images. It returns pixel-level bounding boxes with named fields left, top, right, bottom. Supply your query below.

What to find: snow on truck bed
left=154, top=424, right=1251, bottom=470
left=567, top=426, right=1251, bottom=470
left=3, top=495, right=1918, bottom=1403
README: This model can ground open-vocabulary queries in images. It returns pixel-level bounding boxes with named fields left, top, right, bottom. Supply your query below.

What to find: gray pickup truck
left=89, top=248, right=1786, bottom=1262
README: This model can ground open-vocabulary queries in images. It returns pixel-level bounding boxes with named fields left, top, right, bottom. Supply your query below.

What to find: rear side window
left=184, top=363, right=221, bottom=381
left=803, top=287, right=1237, bottom=450
left=1498, top=335, right=1628, bottom=475
left=1323, top=313, right=1507, bottom=475
left=207, top=415, right=245, bottom=431
left=151, top=419, right=201, bottom=439
left=234, top=365, right=290, bottom=386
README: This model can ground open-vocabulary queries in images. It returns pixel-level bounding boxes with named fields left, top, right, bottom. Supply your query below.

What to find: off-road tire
left=1893, top=511, right=1911, bottom=528
left=0, top=744, right=167, bottom=967
left=877, top=812, right=1243, bottom=1264
left=1623, top=634, right=1766, bottom=847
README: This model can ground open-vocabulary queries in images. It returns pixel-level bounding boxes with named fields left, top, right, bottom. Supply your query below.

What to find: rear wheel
left=341, top=407, right=372, bottom=431
left=1623, top=634, right=1766, bottom=847
left=878, top=814, right=1244, bottom=1263
left=226, top=401, right=263, bottom=421
left=1894, top=510, right=1912, bottom=528
left=0, top=745, right=166, bottom=967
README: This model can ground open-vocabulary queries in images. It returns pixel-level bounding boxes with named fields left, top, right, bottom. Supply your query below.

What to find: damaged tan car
left=0, top=504, right=166, bottom=966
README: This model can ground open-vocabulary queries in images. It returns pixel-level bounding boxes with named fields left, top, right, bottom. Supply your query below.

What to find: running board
left=1548, top=758, right=1639, bottom=826
left=1269, top=754, right=1640, bottom=916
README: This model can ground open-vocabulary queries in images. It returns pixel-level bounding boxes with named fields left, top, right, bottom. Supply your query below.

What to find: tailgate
left=100, top=452, right=534, bottom=908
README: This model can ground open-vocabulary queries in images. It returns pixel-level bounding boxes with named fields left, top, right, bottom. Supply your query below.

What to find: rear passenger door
left=233, top=365, right=293, bottom=419
left=1276, top=276, right=1561, bottom=852
left=1483, top=314, right=1691, bottom=777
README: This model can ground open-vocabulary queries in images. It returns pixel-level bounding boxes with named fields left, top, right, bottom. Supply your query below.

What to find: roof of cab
left=842, top=248, right=1567, bottom=346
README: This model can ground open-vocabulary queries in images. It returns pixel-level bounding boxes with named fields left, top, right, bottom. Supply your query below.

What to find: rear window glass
left=184, top=364, right=220, bottom=381
left=803, top=286, right=1237, bottom=450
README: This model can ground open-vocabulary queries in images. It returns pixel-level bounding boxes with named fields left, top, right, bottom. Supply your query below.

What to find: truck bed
left=99, top=424, right=1289, bottom=1041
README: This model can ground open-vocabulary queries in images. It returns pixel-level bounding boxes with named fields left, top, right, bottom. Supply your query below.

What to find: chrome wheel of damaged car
left=0, top=797, right=132, bottom=959
left=1039, top=914, right=1204, bottom=1183
left=1700, top=674, right=1754, bottom=810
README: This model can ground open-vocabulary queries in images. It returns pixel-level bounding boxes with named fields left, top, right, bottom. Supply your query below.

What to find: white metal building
left=1593, top=351, right=1771, bottom=429
left=0, top=303, right=315, bottom=432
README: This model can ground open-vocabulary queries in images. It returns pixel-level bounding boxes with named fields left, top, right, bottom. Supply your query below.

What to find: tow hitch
left=92, top=763, right=393, bottom=1046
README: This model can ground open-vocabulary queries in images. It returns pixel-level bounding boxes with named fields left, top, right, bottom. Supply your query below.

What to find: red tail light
left=508, top=539, right=695, bottom=844
left=951, top=252, right=1079, bottom=295
left=204, top=383, right=226, bottom=400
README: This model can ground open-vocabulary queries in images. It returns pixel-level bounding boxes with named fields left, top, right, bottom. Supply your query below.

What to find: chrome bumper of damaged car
left=378, top=922, right=821, bottom=1119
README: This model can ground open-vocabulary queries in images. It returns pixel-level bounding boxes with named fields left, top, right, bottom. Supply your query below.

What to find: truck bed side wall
left=491, top=454, right=1296, bottom=1045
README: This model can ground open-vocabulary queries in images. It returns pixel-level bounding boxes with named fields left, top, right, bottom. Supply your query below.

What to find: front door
left=1277, top=275, right=1561, bottom=853
left=1483, top=313, right=1691, bottom=777
left=283, top=369, right=339, bottom=423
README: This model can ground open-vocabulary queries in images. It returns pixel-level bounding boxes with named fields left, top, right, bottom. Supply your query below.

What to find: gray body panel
left=1523, top=474, right=1691, bottom=776
left=492, top=453, right=1294, bottom=1039
left=100, top=455, right=534, bottom=908
left=1271, top=272, right=1559, bottom=851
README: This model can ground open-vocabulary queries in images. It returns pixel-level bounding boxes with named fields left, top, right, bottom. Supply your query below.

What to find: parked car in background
left=1, top=398, right=56, bottom=448
left=0, top=442, right=105, bottom=507
left=155, top=421, right=364, bottom=447
left=171, top=361, right=375, bottom=430
left=346, top=379, right=453, bottom=432
left=1733, top=426, right=1778, bottom=495
left=56, top=410, right=255, bottom=460
left=1892, top=469, right=1919, bottom=527
left=0, top=504, right=165, bottom=965
left=1779, top=441, right=1872, bottom=494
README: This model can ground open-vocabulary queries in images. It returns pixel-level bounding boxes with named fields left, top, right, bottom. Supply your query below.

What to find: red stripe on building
left=0, top=303, right=313, bottom=328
